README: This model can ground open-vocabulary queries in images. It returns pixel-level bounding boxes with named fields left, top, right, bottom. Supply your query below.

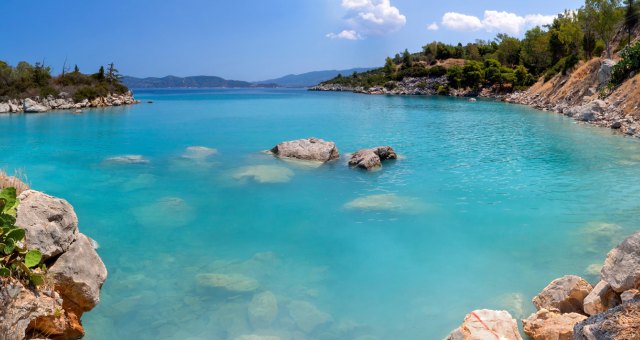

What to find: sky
left=0, top=0, right=584, bottom=81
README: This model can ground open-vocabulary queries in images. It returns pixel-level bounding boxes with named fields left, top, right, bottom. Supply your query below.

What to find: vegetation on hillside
left=0, top=60, right=129, bottom=102
left=321, top=0, right=639, bottom=94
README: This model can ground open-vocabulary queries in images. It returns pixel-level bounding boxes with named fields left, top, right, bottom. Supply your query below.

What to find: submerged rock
left=196, top=273, right=259, bottom=294
left=583, top=281, right=621, bottom=316
left=248, top=291, right=278, bottom=328
left=446, top=309, right=522, bottom=340
left=574, top=298, right=640, bottom=339
left=601, top=231, right=640, bottom=293
left=16, top=190, right=79, bottom=259
left=288, top=300, right=332, bottom=333
left=182, top=146, right=218, bottom=160
left=522, top=308, right=587, bottom=340
left=233, top=165, right=294, bottom=183
left=270, top=138, right=339, bottom=163
left=132, top=196, right=194, bottom=228
left=348, top=146, right=397, bottom=170
left=103, top=154, right=150, bottom=165
left=343, top=194, right=425, bottom=213
left=532, top=275, right=593, bottom=314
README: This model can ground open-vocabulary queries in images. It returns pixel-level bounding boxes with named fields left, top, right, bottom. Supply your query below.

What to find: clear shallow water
left=2, top=89, right=640, bottom=339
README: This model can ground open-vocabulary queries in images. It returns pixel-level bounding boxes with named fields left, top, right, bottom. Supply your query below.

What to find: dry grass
left=0, top=169, right=30, bottom=194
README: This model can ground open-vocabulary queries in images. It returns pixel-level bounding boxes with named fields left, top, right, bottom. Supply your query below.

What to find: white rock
left=447, top=309, right=522, bottom=340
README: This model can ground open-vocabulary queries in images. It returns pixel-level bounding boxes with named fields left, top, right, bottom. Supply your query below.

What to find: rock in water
left=532, top=275, right=593, bottom=314
left=103, top=154, right=150, bottom=165
left=522, top=308, right=587, bottom=340
left=48, top=233, right=108, bottom=312
left=446, top=309, right=522, bottom=340
left=248, top=291, right=278, bottom=328
left=233, top=165, right=294, bottom=183
left=182, top=146, right=217, bottom=160
left=583, top=280, right=621, bottom=316
left=348, top=146, right=397, bottom=170
left=601, top=231, right=640, bottom=293
left=16, top=190, right=79, bottom=259
left=196, top=273, right=259, bottom=294
left=288, top=300, right=332, bottom=333
left=270, top=138, right=339, bottom=162
left=574, top=298, right=640, bottom=339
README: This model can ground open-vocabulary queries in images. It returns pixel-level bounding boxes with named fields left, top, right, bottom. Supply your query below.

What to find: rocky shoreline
left=0, top=91, right=139, bottom=114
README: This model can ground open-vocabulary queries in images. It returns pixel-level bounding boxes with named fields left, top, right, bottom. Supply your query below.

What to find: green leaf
left=0, top=187, right=18, bottom=217
left=0, top=267, right=9, bottom=277
left=24, top=250, right=42, bottom=268
left=29, top=273, right=45, bottom=286
left=4, top=238, right=15, bottom=254
left=5, top=228, right=25, bottom=242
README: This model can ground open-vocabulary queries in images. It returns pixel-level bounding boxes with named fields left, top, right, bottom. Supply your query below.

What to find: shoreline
left=0, top=91, right=140, bottom=114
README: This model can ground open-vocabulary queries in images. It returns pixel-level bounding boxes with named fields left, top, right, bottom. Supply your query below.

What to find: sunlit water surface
left=2, top=89, right=640, bottom=339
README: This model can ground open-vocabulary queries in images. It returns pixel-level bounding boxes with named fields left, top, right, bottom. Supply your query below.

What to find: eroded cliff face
left=1, top=190, right=107, bottom=340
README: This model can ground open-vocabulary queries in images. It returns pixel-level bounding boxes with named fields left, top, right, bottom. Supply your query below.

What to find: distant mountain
left=121, top=75, right=270, bottom=88
left=256, top=68, right=374, bottom=88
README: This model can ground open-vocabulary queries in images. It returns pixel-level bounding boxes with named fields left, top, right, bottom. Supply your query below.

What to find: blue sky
left=0, top=0, right=583, bottom=81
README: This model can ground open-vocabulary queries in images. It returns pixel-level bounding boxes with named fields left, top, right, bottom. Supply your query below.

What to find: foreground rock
left=574, top=298, right=640, bottom=339
left=531, top=275, right=593, bottom=314
left=348, top=146, right=397, bottom=170
left=583, top=281, right=621, bottom=316
left=447, top=309, right=522, bottom=340
left=522, top=308, right=587, bottom=339
left=3, top=189, right=107, bottom=339
left=601, top=231, right=640, bottom=293
left=270, top=138, right=339, bottom=163
left=0, top=92, right=138, bottom=114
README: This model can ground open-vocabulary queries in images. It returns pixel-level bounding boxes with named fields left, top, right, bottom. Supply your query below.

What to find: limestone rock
left=0, top=282, right=63, bottom=339
left=621, top=289, right=640, bottom=304
left=16, top=189, right=79, bottom=259
left=566, top=100, right=607, bottom=122
left=574, top=298, right=640, bottom=339
left=0, top=102, right=9, bottom=113
left=598, top=59, right=616, bottom=87
left=601, top=231, right=640, bottom=292
left=248, top=291, right=278, bottom=328
left=532, top=275, right=593, bottom=314
left=288, top=300, right=332, bottom=333
left=446, top=309, right=522, bottom=340
left=522, top=308, right=587, bottom=340
left=270, top=138, right=339, bottom=163
left=348, top=146, right=397, bottom=170
left=583, top=281, right=621, bottom=316
left=196, top=273, right=259, bottom=294
left=23, top=98, right=50, bottom=113
left=48, top=233, right=108, bottom=312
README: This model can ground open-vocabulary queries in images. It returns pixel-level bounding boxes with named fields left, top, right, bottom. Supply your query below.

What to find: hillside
left=121, top=75, right=264, bottom=88
left=256, top=68, right=374, bottom=88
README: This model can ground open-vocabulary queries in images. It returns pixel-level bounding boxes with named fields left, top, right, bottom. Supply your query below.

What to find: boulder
left=48, top=233, right=108, bottom=312
left=621, top=289, right=640, bottom=303
left=288, top=300, right=332, bottom=333
left=446, top=309, right=522, bottom=340
left=522, top=308, right=587, bottom=340
left=601, top=231, right=640, bottom=292
left=532, top=275, right=593, bottom=314
left=0, top=282, right=64, bottom=339
left=348, top=146, right=397, bottom=170
left=16, top=190, right=79, bottom=259
left=583, top=281, right=621, bottom=316
left=574, top=298, right=640, bottom=340
left=598, top=59, right=616, bottom=87
left=270, top=138, right=339, bottom=163
left=248, top=291, right=278, bottom=328
left=0, top=102, right=9, bottom=113
left=611, top=121, right=622, bottom=129
left=23, top=98, right=50, bottom=113
left=196, top=273, right=259, bottom=294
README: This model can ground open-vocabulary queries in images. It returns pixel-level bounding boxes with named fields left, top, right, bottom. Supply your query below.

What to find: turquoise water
left=2, top=89, right=640, bottom=339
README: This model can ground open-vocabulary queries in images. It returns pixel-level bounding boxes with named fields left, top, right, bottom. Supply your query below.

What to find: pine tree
left=625, top=0, right=639, bottom=45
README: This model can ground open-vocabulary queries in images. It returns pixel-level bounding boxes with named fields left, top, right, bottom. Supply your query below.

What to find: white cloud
left=327, top=0, right=406, bottom=40
left=441, top=10, right=557, bottom=35
left=427, top=22, right=439, bottom=31
left=326, top=30, right=362, bottom=40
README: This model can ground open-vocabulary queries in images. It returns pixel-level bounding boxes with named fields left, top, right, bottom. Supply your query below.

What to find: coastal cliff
left=0, top=177, right=107, bottom=339
left=0, top=92, right=138, bottom=114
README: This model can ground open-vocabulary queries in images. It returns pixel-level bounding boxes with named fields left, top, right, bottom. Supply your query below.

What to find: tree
left=73, top=65, right=80, bottom=73
left=462, top=61, right=484, bottom=89
left=577, top=5, right=598, bottom=58
left=401, top=49, right=413, bottom=68
left=520, top=27, right=552, bottom=75
left=625, top=0, right=639, bottom=45
left=586, top=0, right=623, bottom=58
left=447, top=66, right=464, bottom=89
left=384, top=57, right=395, bottom=75
left=96, top=66, right=105, bottom=81
left=495, top=34, right=522, bottom=66
left=106, top=63, right=121, bottom=83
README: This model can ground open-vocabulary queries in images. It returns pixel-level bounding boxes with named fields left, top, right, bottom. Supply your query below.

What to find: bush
left=611, top=42, right=640, bottom=86
left=427, top=65, right=447, bottom=77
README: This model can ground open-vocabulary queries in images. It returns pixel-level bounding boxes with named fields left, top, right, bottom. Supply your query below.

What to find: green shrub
left=427, top=65, right=447, bottom=77
left=0, top=187, right=45, bottom=286
left=436, top=85, right=449, bottom=95
left=610, top=42, right=640, bottom=86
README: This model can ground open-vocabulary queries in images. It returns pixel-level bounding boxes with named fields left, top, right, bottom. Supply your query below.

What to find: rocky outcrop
left=564, top=100, right=607, bottom=122
left=598, top=59, right=616, bottom=87
left=531, top=275, right=593, bottom=314
left=0, top=92, right=138, bottom=114
left=601, top=231, right=640, bottom=293
left=522, top=308, right=587, bottom=340
left=348, top=146, right=397, bottom=170
left=447, top=310, right=522, bottom=340
left=583, top=281, right=621, bottom=316
left=574, top=298, right=640, bottom=340
left=311, top=76, right=449, bottom=96
left=3, top=189, right=107, bottom=339
left=270, top=138, right=339, bottom=163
